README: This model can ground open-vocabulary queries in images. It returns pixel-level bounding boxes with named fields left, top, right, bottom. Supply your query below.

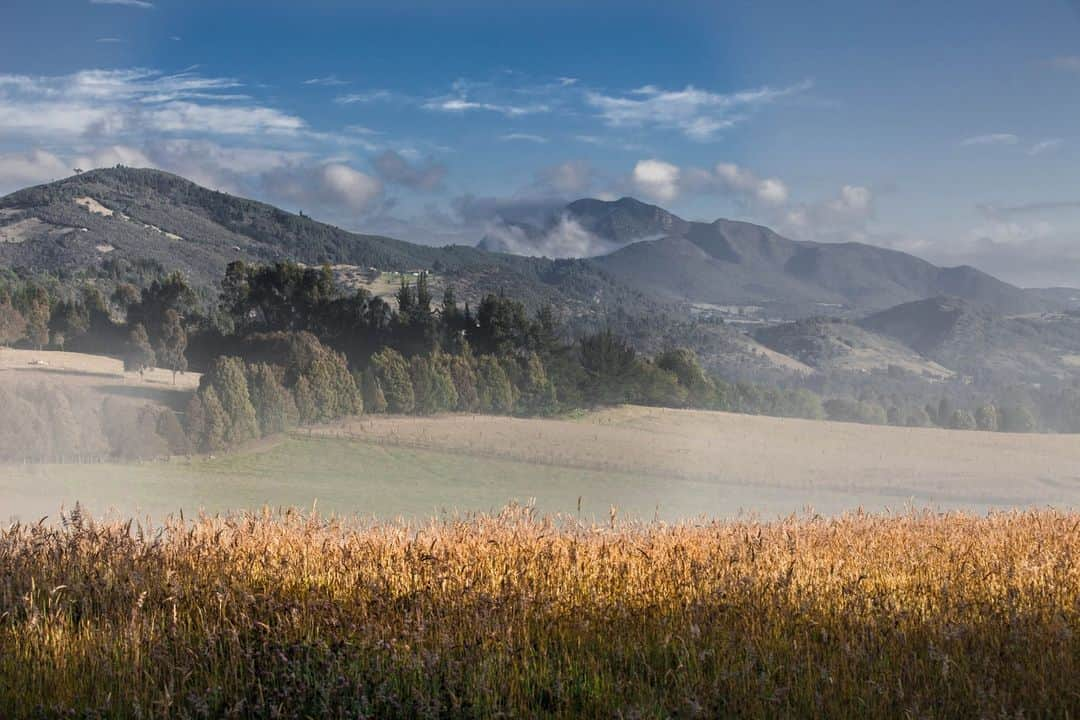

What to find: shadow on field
left=10, top=367, right=119, bottom=381
left=94, top=384, right=192, bottom=411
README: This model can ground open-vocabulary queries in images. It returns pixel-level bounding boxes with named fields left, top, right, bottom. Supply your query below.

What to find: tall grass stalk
left=1, top=506, right=1078, bottom=718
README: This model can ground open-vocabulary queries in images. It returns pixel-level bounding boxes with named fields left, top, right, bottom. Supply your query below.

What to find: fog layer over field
left=4, top=405, right=1080, bottom=524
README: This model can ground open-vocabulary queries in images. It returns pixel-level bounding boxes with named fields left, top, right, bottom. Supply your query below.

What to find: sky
left=2, top=0, right=1080, bottom=286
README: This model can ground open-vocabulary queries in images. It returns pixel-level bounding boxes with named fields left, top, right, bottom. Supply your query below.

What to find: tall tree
left=0, top=296, right=26, bottom=350
left=247, top=363, right=298, bottom=436
left=23, top=285, right=50, bottom=350
left=202, top=356, right=258, bottom=446
left=156, top=309, right=188, bottom=384
left=124, top=324, right=156, bottom=377
left=370, top=347, right=415, bottom=414
left=476, top=355, right=515, bottom=414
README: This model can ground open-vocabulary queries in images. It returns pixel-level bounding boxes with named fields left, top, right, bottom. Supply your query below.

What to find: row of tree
left=0, top=264, right=1057, bottom=444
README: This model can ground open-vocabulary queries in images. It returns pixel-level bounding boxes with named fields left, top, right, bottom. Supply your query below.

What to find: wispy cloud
left=334, top=90, right=399, bottom=104
left=0, top=68, right=305, bottom=138
left=500, top=133, right=548, bottom=143
left=959, top=133, right=1019, bottom=147
left=422, top=77, right=554, bottom=117
left=90, top=0, right=153, bottom=8
left=96, top=37, right=124, bottom=43
left=304, top=75, right=350, bottom=87
left=423, top=98, right=548, bottom=117
left=1029, top=138, right=1063, bottom=155
left=978, top=200, right=1080, bottom=218
left=373, top=150, right=446, bottom=191
left=586, top=80, right=812, bottom=140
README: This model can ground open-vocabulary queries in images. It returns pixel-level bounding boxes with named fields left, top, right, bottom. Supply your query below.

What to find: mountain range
left=2, top=166, right=1079, bottom=385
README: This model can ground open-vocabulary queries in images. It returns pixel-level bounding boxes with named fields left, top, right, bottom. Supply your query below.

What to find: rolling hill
left=4, top=167, right=1078, bottom=384
left=753, top=317, right=953, bottom=379
left=859, top=297, right=1080, bottom=383
left=584, top=204, right=1044, bottom=315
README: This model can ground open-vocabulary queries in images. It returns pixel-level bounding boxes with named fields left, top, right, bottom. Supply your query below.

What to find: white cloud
left=145, top=101, right=306, bottom=135
left=631, top=159, right=680, bottom=202
left=334, top=90, right=398, bottom=104
left=711, top=162, right=789, bottom=206
left=1029, top=138, right=1063, bottom=156
left=499, top=133, right=548, bottom=143
left=0, top=69, right=306, bottom=139
left=481, top=215, right=615, bottom=259
left=303, top=76, right=350, bottom=87
left=90, top=0, right=153, bottom=8
left=586, top=80, right=811, bottom=140
left=0, top=149, right=72, bottom=192
left=781, top=185, right=875, bottom=243
left=263, top=163, right=384, bottom=216
left=423, top=98, right=549, bottom=117
left=959, top=133, right=1018, bottom=147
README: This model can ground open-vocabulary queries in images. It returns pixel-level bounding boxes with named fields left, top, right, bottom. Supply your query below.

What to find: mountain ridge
left=0, top=167, right=1066, bottom=321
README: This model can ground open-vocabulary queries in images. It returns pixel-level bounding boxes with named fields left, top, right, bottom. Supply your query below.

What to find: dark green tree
left=370, top=347, right=414, bottom=414
left=202, top=356, right=258, bottom=446
left=476, top=355, right=515, bottom=414
left=124, top=323, right=156, bottom=376
left=156, top=309, right=188, bottom=384
left=361, top=366, right=388, bottom=414
left=247, top=363, right=298, bottom=436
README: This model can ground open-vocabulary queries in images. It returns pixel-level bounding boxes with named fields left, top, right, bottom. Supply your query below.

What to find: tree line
left=0, top=261, right=1066, bottom=460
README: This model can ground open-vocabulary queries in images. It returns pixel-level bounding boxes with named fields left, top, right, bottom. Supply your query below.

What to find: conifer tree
left=247, top=363, right=298, bottom=436
left=370, top=347, right=414, bottom=413
left=293, top=375, right=318, bottom=425
left=476, top=355, right=514, bottom=414
left=203, top=356, right=258, bottom=445
left=200, top=386, right=229, bottom=453
left=156, top=309, right=188, bottom=384
left=362, top=366, right=388, bottom=414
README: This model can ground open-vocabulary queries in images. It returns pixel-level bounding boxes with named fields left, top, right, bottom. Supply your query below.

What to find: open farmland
left=3, top=403, right=1080, bottom=523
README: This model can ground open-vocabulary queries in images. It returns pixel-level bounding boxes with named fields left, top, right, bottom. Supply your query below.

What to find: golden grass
left=2, top=506, right=1079, bottom=718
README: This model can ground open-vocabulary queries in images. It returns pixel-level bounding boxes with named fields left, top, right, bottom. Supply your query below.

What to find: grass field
left=1, top=507, right=1077, bottom=718
left=4, top=405, right=1080, bottom=523
left=0, top=347, right=199, bottom=411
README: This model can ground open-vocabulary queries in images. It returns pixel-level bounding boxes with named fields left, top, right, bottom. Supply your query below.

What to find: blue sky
left=2, top=1, right=1080, bottom=285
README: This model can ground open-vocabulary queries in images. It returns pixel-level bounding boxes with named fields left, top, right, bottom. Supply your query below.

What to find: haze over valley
left=3, top=2, right=1080, bottom=717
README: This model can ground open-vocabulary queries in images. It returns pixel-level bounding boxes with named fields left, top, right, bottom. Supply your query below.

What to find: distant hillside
left=587, top=211, right=1044, bottom=316
left=0, top=168, right=802, bottom=375
left=753, top=317, right=953, bottom=379
left=0, top=167, right=667, bottom=319
left=860, top=297, right=1080, bottom=383
left=5, top=167, right=1072, bottom=385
